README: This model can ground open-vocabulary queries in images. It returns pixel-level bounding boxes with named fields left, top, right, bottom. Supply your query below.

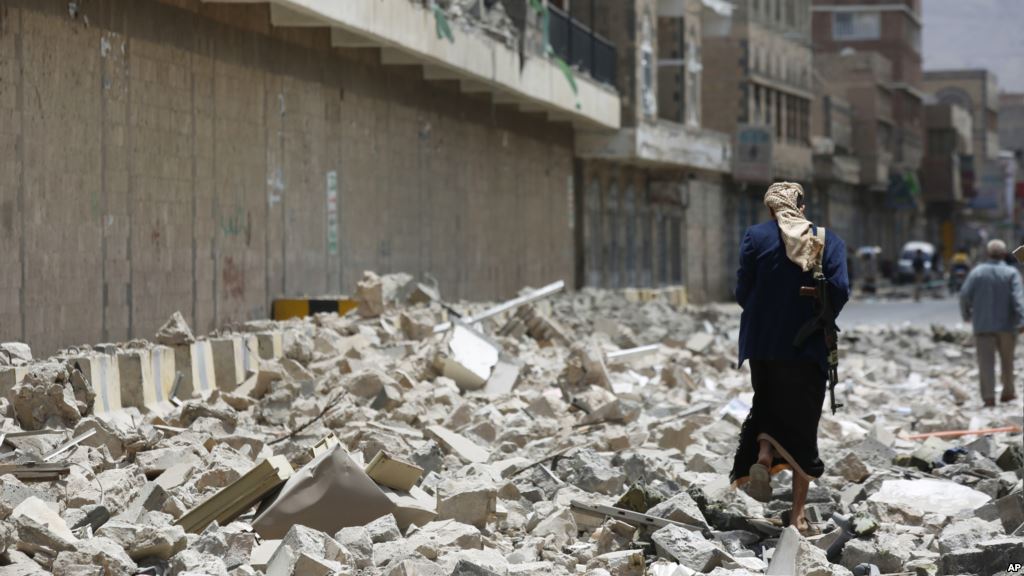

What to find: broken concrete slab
left=252, top=443, right=393, bottom=538
left=651, top=524, right=726, bottom=573
left=178, top=455, right=293, bottom=534
left=436, top=477, right=497, bottom=529
left=52, top=536, right=138, bottom=576
left=767, top=526, right=845, bottom=576
left=0, top=342, right=32, bottom=367
left=867, top=478, right=990, bottom=517
left=156, top=311, right=196, bottom=346
left=585, top=549, right=645, bottom=576
left=95, top=520, right=187, bottom=561
left=11, top=496, right=78, bottom=555
left=684, top=333, right=715, bottom=355
left=646, top=492, right=711, bottom=532
left=425, top=425, right=490, bottom=464
left=438, top=324, right=500, bottom=391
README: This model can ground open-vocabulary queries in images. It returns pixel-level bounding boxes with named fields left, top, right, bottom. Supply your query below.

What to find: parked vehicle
left=895, top=241, right=936, bottom=284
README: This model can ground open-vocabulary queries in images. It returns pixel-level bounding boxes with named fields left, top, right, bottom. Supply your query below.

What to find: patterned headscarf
left=763, top=182, right=823, bottom=272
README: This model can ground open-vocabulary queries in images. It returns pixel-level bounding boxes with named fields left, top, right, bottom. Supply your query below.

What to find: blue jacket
left=959, top=260, right=1024, bottom=334
left=735, top=220, right=850, bottom=372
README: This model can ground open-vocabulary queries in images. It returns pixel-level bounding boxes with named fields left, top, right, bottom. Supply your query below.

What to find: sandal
left=745, top=462, right=773, bottom=503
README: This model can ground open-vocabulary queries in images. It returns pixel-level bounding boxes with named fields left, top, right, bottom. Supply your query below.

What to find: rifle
left=793, top=242, right=842, bottom=414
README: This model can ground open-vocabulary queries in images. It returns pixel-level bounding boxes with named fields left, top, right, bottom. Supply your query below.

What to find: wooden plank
left=365, top=451, right=423, bottom=491
left=177, top=456, right=293, bottom=533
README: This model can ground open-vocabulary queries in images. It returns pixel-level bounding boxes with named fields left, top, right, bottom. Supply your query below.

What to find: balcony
left=861, top=151, right=893, bottom=189
left=202, top=0, right=620, bottom=129
left=548, top=6, right=617, bottom=87
left=921, top=154, right=963, bottom=203
left=774, top=141, right=814, bottom=181
left=893, top=128, right=924, bottom=171
left=814, top=151, right=861, bottom=186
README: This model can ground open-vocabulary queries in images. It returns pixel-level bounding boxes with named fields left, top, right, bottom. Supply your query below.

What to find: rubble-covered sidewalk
left=0, top=271, right=1021, bottom=576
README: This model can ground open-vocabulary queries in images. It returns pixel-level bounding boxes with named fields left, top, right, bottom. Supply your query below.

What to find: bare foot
left=757, top=440, right=773, bottom=468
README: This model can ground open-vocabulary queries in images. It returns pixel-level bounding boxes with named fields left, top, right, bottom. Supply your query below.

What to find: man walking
left=959, top=239, right=1024, bottom=406
left=912, top=249, right=926, bottom=302
left=730, top=182, right=849, bottom=535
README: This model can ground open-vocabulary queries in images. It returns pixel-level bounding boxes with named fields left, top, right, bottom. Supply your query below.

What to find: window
left=776, top=94, right=783, bottom=139
left=640, top=13, right=656, bottom=119
left=799, top=98, right=809, bottom=144
left=907, top=24, right=921, bottom=54
left=877, top=123, right=892, bottom=152
left=754, top=85, right=762, bottom=123
left=832, top=11, right=880, bottom=41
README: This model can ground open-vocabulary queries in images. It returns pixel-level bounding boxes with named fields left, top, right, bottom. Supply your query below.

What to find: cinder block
left=117, top=346, right=176, bottom=409
left=257, top=332, right=283, bottom=360
left=70, top=354, right=122, bottom=416
left=173, top=341, right=217, bottom=398
left=210, top=337, right=246, bottom=393
left=149, top=345, right=177, bottom=404
left=117, top=348, right=151, bottom=409
left=0, top=366, right=29, bottom=399
left=241, top=334, right=259, bottom=373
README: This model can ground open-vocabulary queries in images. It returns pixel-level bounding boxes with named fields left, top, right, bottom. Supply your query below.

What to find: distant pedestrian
left=959, top=239, right=1024, bottom=407
left=730, top=182, right=850, bottom=535
left=912, top=249, right=926, bottom=301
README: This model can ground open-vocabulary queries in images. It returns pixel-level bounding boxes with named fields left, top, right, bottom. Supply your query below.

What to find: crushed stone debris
left=0, top=273, right=1020, bottom=576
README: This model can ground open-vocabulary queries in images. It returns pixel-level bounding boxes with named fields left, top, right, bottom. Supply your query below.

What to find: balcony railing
left=548, top=6, right=617, bottom=88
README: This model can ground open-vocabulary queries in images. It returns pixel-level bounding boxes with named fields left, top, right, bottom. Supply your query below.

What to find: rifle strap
left=811, top=225, right=826, bottom=278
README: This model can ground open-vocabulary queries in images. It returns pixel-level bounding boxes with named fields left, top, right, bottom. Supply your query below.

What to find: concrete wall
left=0, top=0, right=575, bottom=354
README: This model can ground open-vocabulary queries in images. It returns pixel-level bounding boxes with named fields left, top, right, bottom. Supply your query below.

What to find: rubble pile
left=0, top=273, right=1021, bottom=576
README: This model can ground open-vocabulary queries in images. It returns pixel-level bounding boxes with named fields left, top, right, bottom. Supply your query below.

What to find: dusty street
left=840, top=296, right=964, bottom=329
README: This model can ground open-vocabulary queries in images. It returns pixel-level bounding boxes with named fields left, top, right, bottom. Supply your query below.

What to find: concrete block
left=119, top=346, right=177, bottom=410
left=0, top=366, right=29, bottom=399
left=148, top=345, right=177, bottom=405
left=174, top=341, right=217, bottom=399
left=257, top=332, right=284, bottom=360
left=210, top=337, right=247, bottom=393
left=116, top=349, right=151, bottom=409
left=241, top=334, right=260, bottom=374
left=70, top=354, right=121, bottom=416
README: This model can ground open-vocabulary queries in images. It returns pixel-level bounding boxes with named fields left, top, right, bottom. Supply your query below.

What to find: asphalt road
left=838, top=294, right=964, bottom=329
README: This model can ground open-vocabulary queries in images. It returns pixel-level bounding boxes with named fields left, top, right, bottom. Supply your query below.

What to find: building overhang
left=201, top=0, right=620, bottom=130
left=575, top=121, right=732, bottom=173
left=886, top=82, right=928, bottom=102
left=748, top=73, right=815, bottom=100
